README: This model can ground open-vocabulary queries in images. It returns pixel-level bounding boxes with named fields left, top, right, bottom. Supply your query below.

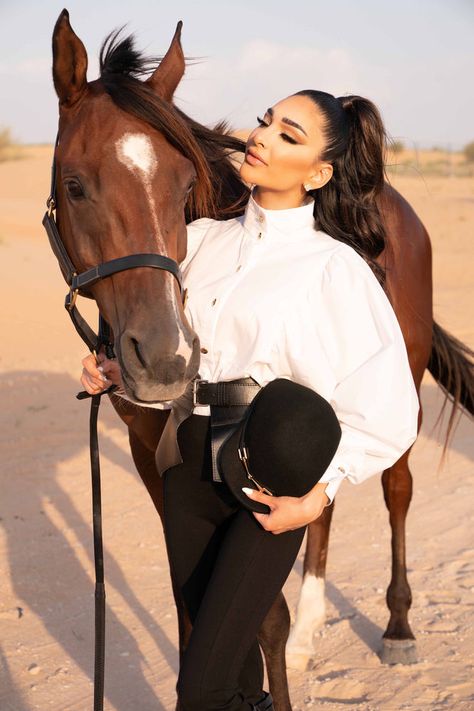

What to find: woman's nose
left=254, top=130, right=265, bottom=148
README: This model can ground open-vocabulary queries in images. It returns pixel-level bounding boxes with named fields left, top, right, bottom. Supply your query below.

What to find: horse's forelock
left=99, top=29, right=160, bottom=78
left=97, top=30, right=249, bottom=221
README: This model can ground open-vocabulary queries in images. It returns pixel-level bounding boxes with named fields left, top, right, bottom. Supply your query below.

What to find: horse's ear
left=147, top=21, right=185, bottom=102
left=52, top=9, right=88, bottom=106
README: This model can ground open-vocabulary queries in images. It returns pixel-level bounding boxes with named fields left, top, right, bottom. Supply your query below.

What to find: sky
left=0, top=0, right=473, bottom=149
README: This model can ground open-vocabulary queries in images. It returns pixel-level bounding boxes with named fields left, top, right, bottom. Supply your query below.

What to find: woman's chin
left=239, top=163, right=258, bottom=186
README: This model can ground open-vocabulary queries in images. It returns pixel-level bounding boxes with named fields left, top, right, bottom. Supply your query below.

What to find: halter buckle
left=65, top=273, right=79, bottom=311
left=46, top=196, right=56, bottom=217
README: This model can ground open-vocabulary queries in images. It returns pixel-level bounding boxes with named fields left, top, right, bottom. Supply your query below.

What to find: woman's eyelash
left=256, top=116, right=298, bottom=144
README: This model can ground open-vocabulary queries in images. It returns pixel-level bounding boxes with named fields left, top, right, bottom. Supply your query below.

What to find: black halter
left=42, top=135, right=185, bottom=353
left=42, top=135, right=186, bottom=711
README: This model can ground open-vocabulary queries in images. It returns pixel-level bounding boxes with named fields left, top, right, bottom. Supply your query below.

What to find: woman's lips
left=245, top=149, right=267, bottom=167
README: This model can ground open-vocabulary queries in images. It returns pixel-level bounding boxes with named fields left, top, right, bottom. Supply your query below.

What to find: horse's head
left=50, top=10, right=211, bottom=403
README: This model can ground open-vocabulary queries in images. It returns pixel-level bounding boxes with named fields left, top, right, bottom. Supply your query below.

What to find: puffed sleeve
left=310, top=246, right=419, bottom=502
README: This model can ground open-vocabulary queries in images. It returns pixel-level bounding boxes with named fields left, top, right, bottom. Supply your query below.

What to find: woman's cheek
left=268, top=164, right=303, bottom=190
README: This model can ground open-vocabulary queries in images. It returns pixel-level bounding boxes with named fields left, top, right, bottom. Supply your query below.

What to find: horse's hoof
left=379, top=638, right=418, bottom=665
left=285, top=648, right=313, bottom=671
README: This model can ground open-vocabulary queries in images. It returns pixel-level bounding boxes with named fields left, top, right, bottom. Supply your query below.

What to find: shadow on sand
left=0, top=370, right=178, bottom=711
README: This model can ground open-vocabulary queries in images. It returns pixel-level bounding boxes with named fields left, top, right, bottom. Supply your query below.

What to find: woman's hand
left=242, top=481, right=330, bottom=534
left=80, top=351, right=123, bottom=394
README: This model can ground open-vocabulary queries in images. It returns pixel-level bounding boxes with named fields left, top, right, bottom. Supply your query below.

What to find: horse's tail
left=428, top=320, right=474, bottom=456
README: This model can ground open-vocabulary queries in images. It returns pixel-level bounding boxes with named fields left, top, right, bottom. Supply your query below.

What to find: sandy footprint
left=308, top=674, right=367, bottom=706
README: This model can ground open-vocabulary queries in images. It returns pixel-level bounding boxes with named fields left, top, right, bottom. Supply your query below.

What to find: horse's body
left=50, top=11, right=473, bottom=711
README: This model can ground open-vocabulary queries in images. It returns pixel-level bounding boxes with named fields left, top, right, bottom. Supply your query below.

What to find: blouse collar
left=242, top=189, right=316, bottom=241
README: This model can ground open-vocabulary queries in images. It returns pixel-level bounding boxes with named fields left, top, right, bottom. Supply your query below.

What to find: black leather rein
left=42, top=137, right=184, bottom=711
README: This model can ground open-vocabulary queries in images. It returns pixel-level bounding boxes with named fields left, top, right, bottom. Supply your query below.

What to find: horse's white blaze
left=116, top=132, right=157, bottom=179
left=169, top=279, right=193, bottom=360
left=116, top=132, right=164, bottom=249
left=116, top=132, right=192, bottom=363
left=287, top=575, right=326, bottom=655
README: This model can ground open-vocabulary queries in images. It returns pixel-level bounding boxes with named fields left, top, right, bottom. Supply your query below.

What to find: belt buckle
left=193, top=378, right=207, bottom=406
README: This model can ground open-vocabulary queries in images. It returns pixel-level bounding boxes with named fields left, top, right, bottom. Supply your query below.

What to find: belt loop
left=192, top=377, right=201, bottom=406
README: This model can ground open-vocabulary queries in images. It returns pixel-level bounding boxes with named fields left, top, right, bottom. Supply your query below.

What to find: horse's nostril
left=131, top=337, right=147, bottom=369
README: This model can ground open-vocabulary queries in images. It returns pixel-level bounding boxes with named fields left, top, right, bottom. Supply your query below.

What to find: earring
left=304, top=183, right=313, bottom=192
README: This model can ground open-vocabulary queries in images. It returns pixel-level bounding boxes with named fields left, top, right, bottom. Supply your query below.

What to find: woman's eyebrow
left=267, top=107, right=307, bottom=136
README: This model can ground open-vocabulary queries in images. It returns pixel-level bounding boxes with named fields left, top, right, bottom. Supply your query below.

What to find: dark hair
left=295, top=89, right=387, bottom=285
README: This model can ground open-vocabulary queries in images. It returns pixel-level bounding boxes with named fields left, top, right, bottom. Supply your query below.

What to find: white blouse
left=120, top=192, right=419, bottom=503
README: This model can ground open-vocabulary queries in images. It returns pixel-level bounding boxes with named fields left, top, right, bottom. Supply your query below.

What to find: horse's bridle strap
left=71, top=253, right=183, bottom=292
left=42, top=210, right=77, bottom=286
left=42, top=136, right=185, bottom=357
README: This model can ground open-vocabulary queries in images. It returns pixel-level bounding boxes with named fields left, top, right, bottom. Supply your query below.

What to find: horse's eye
left=186, top=177, right=197, bottom=196
left=65, top=179, right=85, bottom=199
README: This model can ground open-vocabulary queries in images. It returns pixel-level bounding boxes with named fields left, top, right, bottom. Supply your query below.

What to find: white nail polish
left=242, top=487, right=254, bottom=496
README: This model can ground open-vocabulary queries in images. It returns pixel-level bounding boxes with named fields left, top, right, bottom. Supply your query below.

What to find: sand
left=0, top=146, right=473, bottom=711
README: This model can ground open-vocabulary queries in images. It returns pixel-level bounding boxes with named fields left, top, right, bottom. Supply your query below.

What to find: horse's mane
left=99, top=30, right=250, bottom=222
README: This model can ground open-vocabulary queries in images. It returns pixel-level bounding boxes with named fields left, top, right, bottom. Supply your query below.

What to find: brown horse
left=287, top=187, right=474, bottom=670
left=49, top=10, right=474, bottom=711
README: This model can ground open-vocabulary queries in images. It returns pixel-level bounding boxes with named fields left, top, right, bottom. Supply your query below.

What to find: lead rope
left=77, top=317, right=116, bottom=711
left=89, top=392, right=105, bottom=711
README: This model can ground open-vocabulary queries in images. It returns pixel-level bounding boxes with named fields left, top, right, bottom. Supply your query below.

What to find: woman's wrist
left=300, top=482, right=330, bottom=520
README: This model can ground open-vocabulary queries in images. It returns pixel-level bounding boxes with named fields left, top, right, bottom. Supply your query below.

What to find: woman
left=81, top=90, right=419, bottom=710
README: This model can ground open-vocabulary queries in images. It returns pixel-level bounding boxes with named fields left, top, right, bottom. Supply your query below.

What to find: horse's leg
left=128, top=427, right=164, bottom=516
left=286, top=502, right=335, bottom=671
left=380, top=449, right=417, bottom=665
left=127, top=429, right=192, bottom=663
left=109, top=397, right=192, bottom=675
left=258, top=592, right=292, bottom=711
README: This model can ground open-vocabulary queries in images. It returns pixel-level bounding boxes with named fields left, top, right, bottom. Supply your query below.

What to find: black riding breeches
left=162, top=414, right=306, bottom=711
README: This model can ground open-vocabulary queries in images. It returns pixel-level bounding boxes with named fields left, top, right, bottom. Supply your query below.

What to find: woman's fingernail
left=242, top=487, right=254, bottom=496
left=99, top=374, right=108, bottom=382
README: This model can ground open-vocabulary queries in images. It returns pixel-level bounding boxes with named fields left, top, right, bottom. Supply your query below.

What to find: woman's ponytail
left=295, top=90, right=387, bottom=286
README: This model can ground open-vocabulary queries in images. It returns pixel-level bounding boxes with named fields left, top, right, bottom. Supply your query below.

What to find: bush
left=0, top=126, right=11, bottom=145
left=0, top=127, right=23, bottom=162
left=463, top=141, right=474, bottom=163
left=0, top=127, right=14, bottom=161
left=387, top=139, right=405, bottom=154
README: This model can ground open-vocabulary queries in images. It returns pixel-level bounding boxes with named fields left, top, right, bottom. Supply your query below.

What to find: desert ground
left=0, top=145, right=473, bottom=710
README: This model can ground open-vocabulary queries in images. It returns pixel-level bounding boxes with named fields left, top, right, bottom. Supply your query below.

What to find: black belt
left=194, top=377, right=261, bottom=407
left=192, top=377, right=261, bottom=483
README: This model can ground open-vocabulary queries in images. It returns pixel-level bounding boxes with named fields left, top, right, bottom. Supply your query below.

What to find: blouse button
left=236, top=265, right=242, bottom=271
left=258, top=232, right=263, bottom=239
left=211, top=298, right=217, bottom=306
left=257, top=215, right=264, bottom=223
left=200, top=347, right=208, bottom=354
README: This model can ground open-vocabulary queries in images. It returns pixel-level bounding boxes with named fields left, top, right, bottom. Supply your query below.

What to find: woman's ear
left=305, top=163, right=333, bottom=191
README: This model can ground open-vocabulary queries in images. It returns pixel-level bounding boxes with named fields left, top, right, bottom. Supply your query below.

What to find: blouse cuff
left=318, top=464, right=347, bottom=505
left=318, top=443, right=366, bottom=504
